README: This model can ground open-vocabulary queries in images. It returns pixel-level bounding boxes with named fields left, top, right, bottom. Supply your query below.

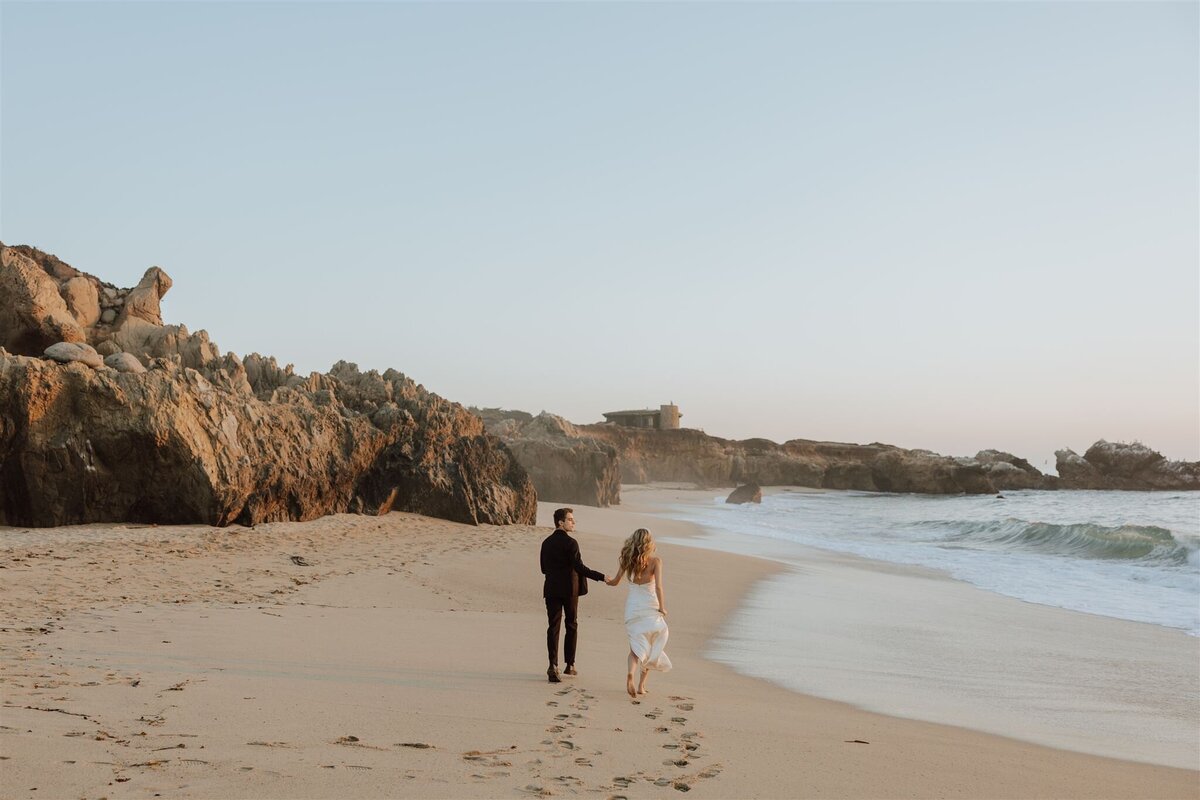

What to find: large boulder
left=726, top=483, right=762, bottom=504
left=103, top=352, right=146, bottom=373
left=44, top=341, right=103, bottom=369
left=1056, top=441, right=1199, bottom=491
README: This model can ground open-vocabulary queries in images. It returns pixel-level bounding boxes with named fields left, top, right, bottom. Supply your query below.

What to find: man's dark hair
left=553, top=507, right=574, bottom=527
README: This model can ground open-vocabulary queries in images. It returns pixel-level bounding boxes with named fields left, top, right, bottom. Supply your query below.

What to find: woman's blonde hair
left=619, top=528, right=655, bottom=580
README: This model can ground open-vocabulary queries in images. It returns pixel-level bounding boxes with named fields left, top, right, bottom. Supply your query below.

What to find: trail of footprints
left=517, top=687, right=723, bottom=797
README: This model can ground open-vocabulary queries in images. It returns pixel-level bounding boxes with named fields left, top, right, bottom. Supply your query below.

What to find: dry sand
left=1, top=488, right=1196, bottom=799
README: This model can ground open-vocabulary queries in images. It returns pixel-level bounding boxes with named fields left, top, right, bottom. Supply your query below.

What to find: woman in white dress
left=605, top=528, right=671, bottom=698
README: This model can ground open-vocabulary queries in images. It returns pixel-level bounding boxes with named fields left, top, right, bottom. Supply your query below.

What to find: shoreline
left=624, top=484, right=1199, bottom=770
left=0, top=496, right=1196, bottom=798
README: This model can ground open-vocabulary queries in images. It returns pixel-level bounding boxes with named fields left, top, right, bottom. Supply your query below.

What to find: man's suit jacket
left=541, top=528, right=604, bottom=599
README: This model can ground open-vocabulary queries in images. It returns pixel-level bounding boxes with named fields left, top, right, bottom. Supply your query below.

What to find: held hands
left=604, top=574, right=619, bottom=586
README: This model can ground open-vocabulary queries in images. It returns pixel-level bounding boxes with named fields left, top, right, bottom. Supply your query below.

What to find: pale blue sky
left=3, top=1, right=1197, bottom=468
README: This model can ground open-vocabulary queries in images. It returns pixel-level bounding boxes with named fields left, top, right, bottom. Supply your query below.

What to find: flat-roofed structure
left=602, top=403, right=682, bottom=430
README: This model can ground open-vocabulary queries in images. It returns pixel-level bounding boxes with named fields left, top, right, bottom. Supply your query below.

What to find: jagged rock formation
left=974, top=450, right=1054, bottom=490
left=726, top=484, right=762, bottom=504
left=0, top=243, right=536, bottom=528
left=1055, top=441, right=1199, bottom=491
left=475, top=409, right=621, bottom=507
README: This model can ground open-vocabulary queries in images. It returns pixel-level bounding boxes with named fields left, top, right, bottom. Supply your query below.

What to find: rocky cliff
left=481, top=410, right=1007, bottom=497
left=0, top=244, right=536, bottom=528
left=482, top=410, right=1198, bottom=504
left=582, top=426, right=1000, bottom=494
left=1055, top=441, right=1200, bottom=491
left=475, top=409, right=621, bottom=507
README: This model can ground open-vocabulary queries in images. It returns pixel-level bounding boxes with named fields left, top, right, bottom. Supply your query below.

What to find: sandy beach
left=1, top=488, right=1197, bottom=799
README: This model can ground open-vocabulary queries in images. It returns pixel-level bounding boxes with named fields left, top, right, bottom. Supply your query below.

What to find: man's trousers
left=545, top=595, right=579, bottom=668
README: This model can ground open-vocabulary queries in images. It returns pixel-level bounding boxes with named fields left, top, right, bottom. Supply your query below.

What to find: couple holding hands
left=540, top=507, right=672, bottom=698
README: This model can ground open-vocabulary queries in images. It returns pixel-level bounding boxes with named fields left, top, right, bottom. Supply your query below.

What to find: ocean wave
left=918, top=519, right=1194, bottom=565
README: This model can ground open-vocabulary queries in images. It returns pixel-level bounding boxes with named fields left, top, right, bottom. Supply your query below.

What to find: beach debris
left=845, top=739, right=870, bottom=744
left=396, top=742, right=432, bottom=749
left=20, top=704, right=92, bottom=719
left=289, top=555, right=311, bottom=567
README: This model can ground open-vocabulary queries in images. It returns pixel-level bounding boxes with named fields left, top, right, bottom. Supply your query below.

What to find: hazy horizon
left=2, top=1, right=1197, bottom=470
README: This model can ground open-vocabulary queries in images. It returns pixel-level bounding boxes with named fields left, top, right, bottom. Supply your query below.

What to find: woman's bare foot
left=637, top=670, right=649, bottom=695
left=626, top=673, right=637, bottom=698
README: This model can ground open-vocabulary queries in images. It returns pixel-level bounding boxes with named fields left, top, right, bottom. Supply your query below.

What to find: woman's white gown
left=625, top=577, right=671, bottom=672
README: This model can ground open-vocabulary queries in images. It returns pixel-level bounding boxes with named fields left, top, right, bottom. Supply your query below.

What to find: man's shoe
left=564, top=665, right=577, bottom=676
left=547, top=668, right=561, bottom=683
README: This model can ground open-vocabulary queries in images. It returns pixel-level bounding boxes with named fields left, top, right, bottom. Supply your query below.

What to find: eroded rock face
left=580, top=426, right=1005, bottom=495
left=476, top=409, right=621, bottom=507
left=1056, top=441, right=1199, bottom=491
left=0, top=245, right=537, bottom=528
left=0, top=246, right=86, bottom=353
left=974, top=450, right=1048, bottom=490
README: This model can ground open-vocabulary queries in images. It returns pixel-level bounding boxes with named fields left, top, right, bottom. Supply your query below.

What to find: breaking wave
left=921, top=519, right=1195, bottom=565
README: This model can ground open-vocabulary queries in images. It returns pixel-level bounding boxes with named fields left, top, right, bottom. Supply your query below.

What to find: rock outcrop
left=583, top=425, right=1005, bottom=495
left=974, top=450, right=1052, bottom=490
left=726, top=484, right=762, bottom=504
left=1055, top=441, right=1199, bottom=491
left=0, top=243, right=537, bottom=528
left=480, top=409, right=1020, bottom=499
left=476, top=409, right=621, bottom=507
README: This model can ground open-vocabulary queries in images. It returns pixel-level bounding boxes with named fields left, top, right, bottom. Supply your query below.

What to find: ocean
left=668, top=488, right=1200, bottom=635
left=653, top=488, right=1200, bottom=769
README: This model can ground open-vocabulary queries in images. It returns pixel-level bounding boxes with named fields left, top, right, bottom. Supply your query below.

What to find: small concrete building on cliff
left=601, top=403, right=682, bottom=430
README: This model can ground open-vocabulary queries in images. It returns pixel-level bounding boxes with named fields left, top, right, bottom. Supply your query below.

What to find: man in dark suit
left=541, top=507, right=606, bottom=683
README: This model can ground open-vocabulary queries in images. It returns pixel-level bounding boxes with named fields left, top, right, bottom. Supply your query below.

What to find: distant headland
left=473, top=408, right=1200, bottom=507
